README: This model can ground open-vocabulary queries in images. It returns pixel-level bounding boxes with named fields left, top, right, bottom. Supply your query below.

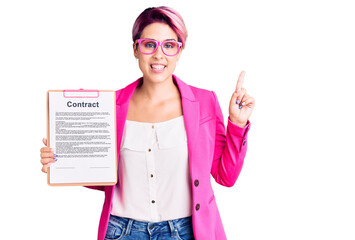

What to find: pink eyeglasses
left=136, top=39, right=182, bottom=56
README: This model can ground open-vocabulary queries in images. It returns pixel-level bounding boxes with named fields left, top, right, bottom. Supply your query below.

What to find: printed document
left=47, top=90, right=117, bottom=185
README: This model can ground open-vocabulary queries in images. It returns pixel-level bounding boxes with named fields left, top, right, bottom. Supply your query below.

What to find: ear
left=133, top=42, right=138, bottom=58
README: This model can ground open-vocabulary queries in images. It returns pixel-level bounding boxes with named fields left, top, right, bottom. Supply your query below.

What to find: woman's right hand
left=40, top=138, right=57, bottom=173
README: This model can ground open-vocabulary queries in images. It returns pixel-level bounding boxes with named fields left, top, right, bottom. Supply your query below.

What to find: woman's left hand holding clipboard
left=229, top=71, right=255, bottom=128
left=40, top=138, right=57, bottom=173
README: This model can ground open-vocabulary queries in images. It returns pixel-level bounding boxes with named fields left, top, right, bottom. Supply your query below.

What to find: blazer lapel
left=116, top=79, right=142, bottom=155
left=173, top=75, right=200, bottom=151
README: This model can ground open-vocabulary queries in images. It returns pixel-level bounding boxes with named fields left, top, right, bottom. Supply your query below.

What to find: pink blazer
left=87, top=74, right=250, bottom=240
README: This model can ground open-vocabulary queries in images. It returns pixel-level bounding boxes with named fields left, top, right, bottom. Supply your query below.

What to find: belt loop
left=125, top=219, right=134, bottom=236
left=168, top=220, right=176, bottom=237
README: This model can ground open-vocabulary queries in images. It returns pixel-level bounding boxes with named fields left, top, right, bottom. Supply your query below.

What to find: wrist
left=229, top=117, right=247, bottom=128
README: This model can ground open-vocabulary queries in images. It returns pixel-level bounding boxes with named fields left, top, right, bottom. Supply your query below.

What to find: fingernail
left=54, top=154, right=58, bottom=157
left=53, top=158, right=57, bottom=161
left=239, top=105, right=242, bottom=109
left=236, top=100, right=240, bottom=104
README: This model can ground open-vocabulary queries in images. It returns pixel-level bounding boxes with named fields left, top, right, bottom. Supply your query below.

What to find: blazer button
left=194, top=179, right=199, bottom=187
left=195, top=203, right=200, bottom=211
left=243, top=141, right=246, bottom=146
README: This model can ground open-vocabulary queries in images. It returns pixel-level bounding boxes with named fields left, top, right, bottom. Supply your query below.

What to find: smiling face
left=133, top=22, right=182, bottom=84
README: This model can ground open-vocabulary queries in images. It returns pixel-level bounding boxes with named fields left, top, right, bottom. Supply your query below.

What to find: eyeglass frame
left=135, top=39, right=183, bottom=56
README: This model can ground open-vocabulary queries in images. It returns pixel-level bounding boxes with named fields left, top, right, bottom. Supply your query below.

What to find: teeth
left=151, top=64, right=165, bottom=70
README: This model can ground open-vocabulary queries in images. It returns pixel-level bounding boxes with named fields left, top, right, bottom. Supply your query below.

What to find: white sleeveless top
left=110, top=115, right=192, bottom=222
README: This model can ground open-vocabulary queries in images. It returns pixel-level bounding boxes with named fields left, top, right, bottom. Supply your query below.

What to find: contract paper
left=47, top=90, right=117, bottom=185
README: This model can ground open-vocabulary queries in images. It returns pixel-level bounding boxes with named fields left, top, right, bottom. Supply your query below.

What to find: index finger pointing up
left=236, top=71, right=245, bottom=91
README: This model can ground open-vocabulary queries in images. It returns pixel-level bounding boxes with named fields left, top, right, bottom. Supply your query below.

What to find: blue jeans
left=105, top=214, right=195, bottom=240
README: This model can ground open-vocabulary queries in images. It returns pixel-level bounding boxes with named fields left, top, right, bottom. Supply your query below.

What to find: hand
left=40, top=138, right=57, bottom=173
left=229, top=71, right=255, bottom=127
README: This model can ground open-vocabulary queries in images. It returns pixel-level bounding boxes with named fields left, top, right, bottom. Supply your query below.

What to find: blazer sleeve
left=210, top=91, right=250, bottom=187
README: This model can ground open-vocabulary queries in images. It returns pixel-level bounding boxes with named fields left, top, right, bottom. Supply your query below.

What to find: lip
left=150, top=63, right=166, bottom=73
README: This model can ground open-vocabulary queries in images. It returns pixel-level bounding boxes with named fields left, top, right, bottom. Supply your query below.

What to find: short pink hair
left=132, top=6, right=188, bottom=49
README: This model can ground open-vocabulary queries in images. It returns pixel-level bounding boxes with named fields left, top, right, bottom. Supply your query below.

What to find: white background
left=1, top=0, right=354, bottom=239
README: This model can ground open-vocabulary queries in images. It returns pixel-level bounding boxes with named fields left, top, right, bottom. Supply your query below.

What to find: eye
left=143, top=41, right=156, bottom=48
left=163, top=41, right=177, bottom=49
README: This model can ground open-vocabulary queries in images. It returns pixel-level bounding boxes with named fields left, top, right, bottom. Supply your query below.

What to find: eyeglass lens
left=139, top=40, right=180, bottom=56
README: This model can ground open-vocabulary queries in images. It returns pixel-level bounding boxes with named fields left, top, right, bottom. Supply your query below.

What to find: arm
left=210, top=91, right=250, bottom=187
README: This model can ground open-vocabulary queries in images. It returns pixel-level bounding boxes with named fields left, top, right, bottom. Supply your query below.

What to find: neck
left=137, top=75, right=180, bottom=104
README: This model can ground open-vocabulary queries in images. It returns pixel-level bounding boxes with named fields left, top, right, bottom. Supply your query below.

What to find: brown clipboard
left=46, top=89, right=117, bottom=186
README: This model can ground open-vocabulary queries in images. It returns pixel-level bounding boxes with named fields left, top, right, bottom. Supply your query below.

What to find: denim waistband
left=108, top=214, right=192, bottom=237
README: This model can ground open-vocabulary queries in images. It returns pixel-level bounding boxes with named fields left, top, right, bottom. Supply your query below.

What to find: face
left=133, top=22, right=182, bottom=84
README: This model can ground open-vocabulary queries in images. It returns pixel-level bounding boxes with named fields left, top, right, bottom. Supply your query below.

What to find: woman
left=40, top=6, right=255, bottom=240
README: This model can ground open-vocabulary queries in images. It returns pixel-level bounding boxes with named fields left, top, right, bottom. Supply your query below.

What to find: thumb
left=42, top=138, right=48, bottom=146
left=230, top=92, right=239, bottom=107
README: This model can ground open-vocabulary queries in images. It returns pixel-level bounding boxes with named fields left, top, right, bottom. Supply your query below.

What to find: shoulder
left=186, top=84, right=218, bottom=105
left=115, top=79, right=141, bottom=94
left=184, top=84, right=219, bottom=117
left=115, top=78, right=142, bottom=103
left=188, top=84, right=212, bottom=97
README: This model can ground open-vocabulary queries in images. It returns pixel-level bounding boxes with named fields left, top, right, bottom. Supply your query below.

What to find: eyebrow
left=145, top=38, right=178, bottom=41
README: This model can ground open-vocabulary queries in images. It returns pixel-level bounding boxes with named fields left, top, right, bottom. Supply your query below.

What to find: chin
left=144, top=72, right=173, bottom=83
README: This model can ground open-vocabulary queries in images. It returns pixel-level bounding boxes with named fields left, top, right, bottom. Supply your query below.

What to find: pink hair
left=132, top=6, right=188, bottom=49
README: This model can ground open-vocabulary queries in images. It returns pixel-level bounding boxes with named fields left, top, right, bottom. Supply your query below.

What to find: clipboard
left=47, top=89, right=117, bottom=186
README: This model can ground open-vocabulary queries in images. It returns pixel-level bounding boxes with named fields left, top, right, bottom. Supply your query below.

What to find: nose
left=153, top=44, right=164, bottom=59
